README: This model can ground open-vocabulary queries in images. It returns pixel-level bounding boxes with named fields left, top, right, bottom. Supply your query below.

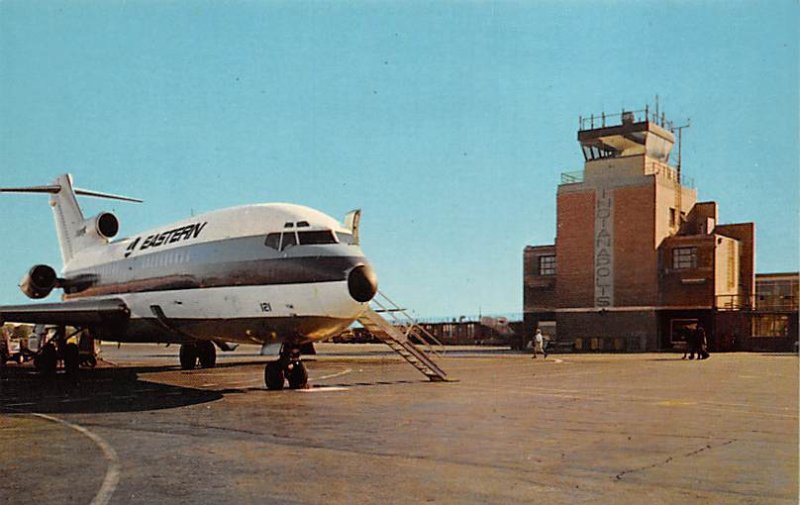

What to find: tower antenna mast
left=673, top=120, right=691, bottom=182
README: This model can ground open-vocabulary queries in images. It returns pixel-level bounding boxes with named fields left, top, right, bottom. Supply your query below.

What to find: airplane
left=0, top=174, right=379, bottom=390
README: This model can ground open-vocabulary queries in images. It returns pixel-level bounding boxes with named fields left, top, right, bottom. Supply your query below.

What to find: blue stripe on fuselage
left=63, top=235, right=367, bottom=298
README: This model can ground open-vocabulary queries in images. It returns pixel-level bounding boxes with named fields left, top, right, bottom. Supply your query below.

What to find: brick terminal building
left=523, top=107, right=797, bottom=352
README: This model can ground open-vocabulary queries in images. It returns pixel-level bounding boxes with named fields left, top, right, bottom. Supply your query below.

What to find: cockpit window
left=281, top=231, right=297, bottom=250
left=297, top=221, right=310, bottom=228
left=267, top=230, right=338, bottom=251
left=336, top=232, right=354, bottom=245
left=298, top=230, right=337, bottom=245
left=265, top=233, right=281, bottom=250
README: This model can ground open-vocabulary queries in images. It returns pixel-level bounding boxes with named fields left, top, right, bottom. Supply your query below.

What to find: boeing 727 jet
left=0, top=174, right=379, bottom=389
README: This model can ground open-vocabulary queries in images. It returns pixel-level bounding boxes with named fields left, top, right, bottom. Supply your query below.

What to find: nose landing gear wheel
left=265, top=362, right=285, bottom=390
left=264, top=345, right=310, bottom=390
left=287, top=361, right=308, bottom=389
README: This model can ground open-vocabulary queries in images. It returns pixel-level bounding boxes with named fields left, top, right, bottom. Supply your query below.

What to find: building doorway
left=669, top=318, right=699, bottom=350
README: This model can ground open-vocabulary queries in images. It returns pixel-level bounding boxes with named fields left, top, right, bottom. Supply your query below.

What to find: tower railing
left=579, top=106, right=675, bottom=131
left=560, top=170, right=584, bottom=184
left=715, top=294, right=798, bottom=312
left=560, top=164, right=694, bottom=189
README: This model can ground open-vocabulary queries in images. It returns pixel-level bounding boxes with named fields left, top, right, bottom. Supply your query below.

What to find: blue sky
left=1, top=1, right=797, bottom=319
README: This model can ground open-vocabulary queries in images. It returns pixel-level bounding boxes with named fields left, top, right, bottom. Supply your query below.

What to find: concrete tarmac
left=1, top=344, right=797, bottom=504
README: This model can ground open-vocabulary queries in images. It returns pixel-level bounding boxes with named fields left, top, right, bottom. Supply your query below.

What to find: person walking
left=682, top=326, right=696, bottom=360
left=532, top=329, right=545, bottom=359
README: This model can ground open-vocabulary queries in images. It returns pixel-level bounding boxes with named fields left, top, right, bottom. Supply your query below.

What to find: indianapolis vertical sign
left=595, top=187, right=614, bottom=307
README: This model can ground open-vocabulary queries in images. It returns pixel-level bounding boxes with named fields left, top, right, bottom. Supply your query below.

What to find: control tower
left=523, top=106, right=754, bottom=352
left=558, top=108, right=696, bottom=313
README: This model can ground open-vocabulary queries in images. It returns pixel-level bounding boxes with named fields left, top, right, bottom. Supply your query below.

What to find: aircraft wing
left=0, top=298, right=130, bottom=326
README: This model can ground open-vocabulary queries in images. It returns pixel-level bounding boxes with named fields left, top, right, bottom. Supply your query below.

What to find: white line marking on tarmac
left=312, top=368, right=353, bottom=381
left=300, top=386, right=350, bottom=393
left=31, top=413, right=120, bottom=505
left=227, top=380, right=264, bottom=387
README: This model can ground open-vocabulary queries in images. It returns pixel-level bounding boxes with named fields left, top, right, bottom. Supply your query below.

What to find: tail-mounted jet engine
left=88, top=211, right=119, bottom=239
left=19, top=264, right=60, bottom=299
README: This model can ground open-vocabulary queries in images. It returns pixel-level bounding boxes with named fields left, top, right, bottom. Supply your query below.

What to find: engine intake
left=19, top=264, right=59, bottom=299
left=93, top=212, right=119, bottom=239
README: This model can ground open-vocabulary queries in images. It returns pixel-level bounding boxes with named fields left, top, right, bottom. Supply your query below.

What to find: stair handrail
left=358, top=308, right=448, bottom=381
left=370, top=291, right=445, bottom=356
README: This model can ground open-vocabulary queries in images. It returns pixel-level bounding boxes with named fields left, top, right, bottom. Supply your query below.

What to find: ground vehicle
left=0, top=325, right=38, bottom=368
left=0, top=324, right=98, bottom=374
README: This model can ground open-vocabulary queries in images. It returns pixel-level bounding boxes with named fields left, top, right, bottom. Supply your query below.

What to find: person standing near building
left=532, top=329, right=545, bottom=359
left=697, top=324, right=710, bottom=360
left=682, top=326, right=696, bottom=359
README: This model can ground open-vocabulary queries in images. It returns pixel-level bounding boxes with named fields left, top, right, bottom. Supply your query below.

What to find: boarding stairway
left=358, top=292, right=449, bottom=382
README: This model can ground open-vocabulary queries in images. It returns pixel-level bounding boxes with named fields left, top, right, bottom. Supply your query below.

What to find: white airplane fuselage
left=60, top=203, right=377, bottom=346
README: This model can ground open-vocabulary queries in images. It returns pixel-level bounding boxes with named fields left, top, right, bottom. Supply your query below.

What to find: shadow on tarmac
left=0, top=364, right=222, bottom=415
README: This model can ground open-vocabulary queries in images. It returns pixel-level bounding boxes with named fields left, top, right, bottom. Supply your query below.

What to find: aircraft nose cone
left=348, top=264, right=378, bottom=303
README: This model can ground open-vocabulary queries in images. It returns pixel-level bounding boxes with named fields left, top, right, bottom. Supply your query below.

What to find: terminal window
left=539, top=255, right=556, bottom=275
left=673, top=247, right=697, bottom=270
left=752, top=314, right=791, bottom=337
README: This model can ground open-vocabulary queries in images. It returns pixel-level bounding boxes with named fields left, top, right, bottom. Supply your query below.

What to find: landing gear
left=287, top=360, right=308, bottom=389
left=264, top=346, right=308, bottom=390
left=179, top=343, right=198, bottom=370
left=264, top=362, right=285, bottom=390
left=180, top=341, right=217, bottom=370
left=197, top=341, right=216, bottom=369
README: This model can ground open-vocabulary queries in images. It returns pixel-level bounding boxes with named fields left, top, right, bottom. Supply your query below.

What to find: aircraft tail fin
left=0, top=174, right=141, bottom=266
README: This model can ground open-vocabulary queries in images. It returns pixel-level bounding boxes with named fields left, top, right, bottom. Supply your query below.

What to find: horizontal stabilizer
left=0, top=184, right=142, bottom=203
left=0, top=184, right=61, bottom=194
left=2, top=174, right=142, bottom=264
left=74, top=188, right=143, bottom=203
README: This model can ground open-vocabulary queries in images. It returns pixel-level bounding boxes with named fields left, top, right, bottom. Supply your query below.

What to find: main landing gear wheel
left=264, top=346, right=309, bottom=390
left=179, top=343, right=198, bottom=370
left=197, top=341, right=217, bottom=369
